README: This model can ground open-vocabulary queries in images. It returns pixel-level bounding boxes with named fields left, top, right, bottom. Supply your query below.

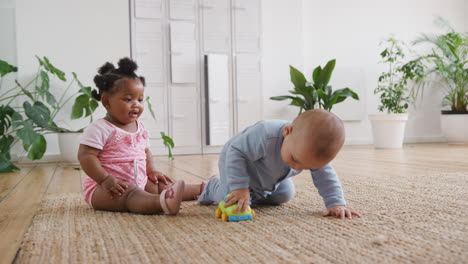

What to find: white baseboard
left=202, top=145, right=223, bottom=154
left=404, top=135, right=446, bottom=143
left=344, top=138, right=373, bottom=145
left=344, top=135, right=446, bottom=146
left=12, top=154, right=62, bottom=164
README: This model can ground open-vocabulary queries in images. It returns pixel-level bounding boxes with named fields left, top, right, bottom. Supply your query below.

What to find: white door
left=200, top=0, right=230, bottom=53
left=206, top=54, right=230, bottom=145
left=236, top=54, right=262, bottom=132
left=171, top=85, right=201, bottom=153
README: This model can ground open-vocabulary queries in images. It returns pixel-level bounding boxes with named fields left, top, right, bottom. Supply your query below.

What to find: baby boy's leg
left=197, top=176, right=226, bottom=205
left=253, top=178, right=295, bottom=205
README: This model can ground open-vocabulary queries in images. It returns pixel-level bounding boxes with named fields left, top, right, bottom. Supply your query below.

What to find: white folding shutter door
left=236, top=54, right=261, bottom=132
left=200, top=0, right=230, bottom=53
left=133, top=1, right=167, bottom=153
left=171, top=86, right=200, bottom=147
left=233, top=0, right=259, bottom=53
left=206, top=54, right=230, bottom=145
left=139, top=86, right=167, bottom=132
left=169, top=0, right=195, bottom=20
left=170, top=21, right=197, bottom=83
left=135, top=0, right=162, bottom=19
left=134, top=20, right=164, bottom=84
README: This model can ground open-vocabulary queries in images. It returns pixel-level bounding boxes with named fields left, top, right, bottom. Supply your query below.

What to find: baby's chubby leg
left=92, top=183, right=163, bottom=214
left=198, top=175, right=226, bottom=205
left=91, top=182, right=184, bottom=215
left=252, top=178, right=295, bottom=205
left=145, top=179, right=202, bottom=201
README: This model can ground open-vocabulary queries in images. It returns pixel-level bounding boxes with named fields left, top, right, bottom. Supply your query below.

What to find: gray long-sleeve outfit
left=198, top=120, right=346, bottom=208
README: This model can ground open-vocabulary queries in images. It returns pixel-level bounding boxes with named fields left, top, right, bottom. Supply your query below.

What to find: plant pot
left=58, top=132, right=82, bottom=164
left=369, top=113, right=408, bottom=149
left=441, top=111, right=468, bottom=143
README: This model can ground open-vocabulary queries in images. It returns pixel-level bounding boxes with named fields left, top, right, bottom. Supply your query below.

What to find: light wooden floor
left=1, top=143, right=467, bottom=264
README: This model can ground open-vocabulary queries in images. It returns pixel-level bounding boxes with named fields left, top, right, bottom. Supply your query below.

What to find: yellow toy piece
left=215, top=194, right=256, bottom=222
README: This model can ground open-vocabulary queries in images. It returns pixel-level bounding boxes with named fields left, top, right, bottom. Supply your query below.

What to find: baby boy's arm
left=311, top=164, right=361, bottom=219
left=310, top=164, right=346, bottom=208
left=224, top=145, right=259, bottom=191
left=222, top=122, right=268, bottom=211
left=224, top=122, right=268, bottom=192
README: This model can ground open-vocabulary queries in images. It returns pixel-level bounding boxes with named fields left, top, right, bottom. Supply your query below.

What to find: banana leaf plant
left=270, top=59, right=359, bottom=115
left=0, top=56, right=174, bottom=172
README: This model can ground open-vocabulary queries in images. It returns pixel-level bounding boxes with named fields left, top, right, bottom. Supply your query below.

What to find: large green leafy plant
left=375, top=36, right=425, bottom=113
left=0, top=56, right=98, bottom=172
left=270, top=59, right=359, bottom=114
left=410, top=18, right=468, bottom=112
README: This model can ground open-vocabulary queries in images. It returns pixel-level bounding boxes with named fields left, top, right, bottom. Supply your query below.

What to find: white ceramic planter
left=369, top=113, right=408, bottom=149
left=58, top=132, right=82, bottom=164
left=441, top=112, right=468, bottom=143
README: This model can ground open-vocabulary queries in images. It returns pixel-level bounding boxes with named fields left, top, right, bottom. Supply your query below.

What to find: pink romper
left=80, top=119, right=149, bottom=207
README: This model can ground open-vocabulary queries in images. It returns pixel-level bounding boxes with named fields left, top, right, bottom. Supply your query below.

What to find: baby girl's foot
left=159, top=180, right=185, bottom=215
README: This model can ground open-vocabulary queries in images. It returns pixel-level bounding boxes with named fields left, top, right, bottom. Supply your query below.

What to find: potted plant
left=370, top=36, right=425, bottom=148
left=410, top=18, right=468, bottom=143
left=270, top=59, right=359, bottom=114
left=0, top=56, right=98, bottom=169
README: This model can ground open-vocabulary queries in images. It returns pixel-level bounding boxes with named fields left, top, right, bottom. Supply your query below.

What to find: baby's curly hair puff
left=92, top=57, right=146, bottom=101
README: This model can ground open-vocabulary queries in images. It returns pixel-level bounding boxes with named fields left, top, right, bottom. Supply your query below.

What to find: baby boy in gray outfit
left=198, top=109, right=360, bottom=219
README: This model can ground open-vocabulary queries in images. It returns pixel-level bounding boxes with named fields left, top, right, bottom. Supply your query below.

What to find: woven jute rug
left=16, top=172, right=468, bottom=263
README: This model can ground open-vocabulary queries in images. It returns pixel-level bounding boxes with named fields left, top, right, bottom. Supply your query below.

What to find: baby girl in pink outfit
left=78, top=58, right=202, bottom=215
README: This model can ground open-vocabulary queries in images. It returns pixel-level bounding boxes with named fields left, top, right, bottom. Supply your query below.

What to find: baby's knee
left=144, top=180, right=161, bottom=194
left=158, top=181, right=169, bottom=192
left=121, top=183, right=139, bottom=201
left=274, top=188, right=295, bottom=204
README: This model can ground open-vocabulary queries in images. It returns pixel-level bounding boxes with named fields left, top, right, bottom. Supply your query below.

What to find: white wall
left=260, top=0, right=304, bottom=120
left=0, top=0, right=16, bottom=66
left=13, top=0, right=130, bottom=159
left=299, top=0, right=468, bottom=144
left=1, top=0, right=21, bottom=157
left=260, top=0, right=468, bottom=145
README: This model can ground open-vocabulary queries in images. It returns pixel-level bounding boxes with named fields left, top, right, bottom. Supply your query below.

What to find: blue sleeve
left=310, top=164, right=346, bottom=208
left=223, top=123, right=267, bottom=192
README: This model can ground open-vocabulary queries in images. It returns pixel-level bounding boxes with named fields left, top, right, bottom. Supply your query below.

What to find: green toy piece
left=215, top=194, right=256, bottom=222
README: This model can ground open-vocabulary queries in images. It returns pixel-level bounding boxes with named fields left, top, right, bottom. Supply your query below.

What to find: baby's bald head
left=294, top=109, right=345, bottom=162
left=281, top=109, right=345, bottom=170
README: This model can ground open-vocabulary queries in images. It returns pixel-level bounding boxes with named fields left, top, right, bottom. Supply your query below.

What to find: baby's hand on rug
left=322, top=205, right=361, bottom=220
left=100, top=175, right=128, bottom=199
left=148, top=170, right=174, bottom=185
left=225, top=188, right=250, bottom=213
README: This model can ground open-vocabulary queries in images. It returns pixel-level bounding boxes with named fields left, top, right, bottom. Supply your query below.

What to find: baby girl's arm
left=78, top=144, right=127, bottom=198
left=145, top=148, right=173, bottom=185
